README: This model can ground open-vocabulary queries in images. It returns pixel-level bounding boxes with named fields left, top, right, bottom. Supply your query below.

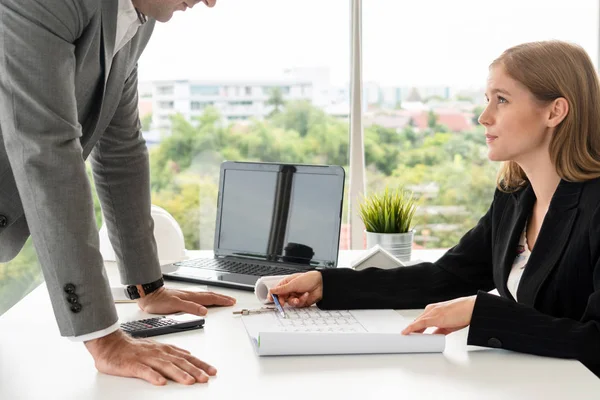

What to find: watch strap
left=126, top=277, right=164, bottom=300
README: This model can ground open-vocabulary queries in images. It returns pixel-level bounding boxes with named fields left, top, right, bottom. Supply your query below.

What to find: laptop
left=162, top=161, right=345, bottom=291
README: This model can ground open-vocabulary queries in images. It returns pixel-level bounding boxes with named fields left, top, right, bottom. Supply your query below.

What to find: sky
left=138, top=0, right=599, bottom=89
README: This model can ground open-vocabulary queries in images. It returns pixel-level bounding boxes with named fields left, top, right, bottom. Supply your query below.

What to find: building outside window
left=156, top=85, right=174, bottom=95
left=191, top=85, right=220, bottom=96
left=158, top=101, right=174, bottom=110
left=191, top=101, right=214, bottom=110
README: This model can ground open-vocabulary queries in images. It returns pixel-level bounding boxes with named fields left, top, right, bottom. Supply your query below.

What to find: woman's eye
left=498, top=96, right=507, bottom=104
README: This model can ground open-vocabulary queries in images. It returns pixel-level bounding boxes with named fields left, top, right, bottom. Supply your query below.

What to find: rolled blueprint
left=254, top=275, right=290, bottom=304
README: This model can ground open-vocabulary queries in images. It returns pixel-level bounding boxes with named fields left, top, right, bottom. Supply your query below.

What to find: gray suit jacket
left=0, top=0, right=162, bottom=336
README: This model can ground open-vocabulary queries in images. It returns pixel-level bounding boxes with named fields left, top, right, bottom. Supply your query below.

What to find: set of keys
left=232, top=306, right=277, bottom=316
left=233, top=294, right=287, bottom=318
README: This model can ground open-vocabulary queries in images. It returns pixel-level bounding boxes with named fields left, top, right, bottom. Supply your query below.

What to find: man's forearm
left=90, top=65, right=162, bottom=285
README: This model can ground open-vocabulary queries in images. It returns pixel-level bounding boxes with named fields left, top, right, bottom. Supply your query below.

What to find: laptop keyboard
left=173, top=258, right=300, bottom=277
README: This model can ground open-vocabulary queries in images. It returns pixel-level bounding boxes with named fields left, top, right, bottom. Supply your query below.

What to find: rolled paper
left=254, top=275, right=290, bottom=304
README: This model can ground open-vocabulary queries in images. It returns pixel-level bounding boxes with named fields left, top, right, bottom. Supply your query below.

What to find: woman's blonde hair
left=491, top=41, right=600, bottom=191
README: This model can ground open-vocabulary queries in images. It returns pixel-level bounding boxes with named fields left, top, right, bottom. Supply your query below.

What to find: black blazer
left=318, top=178, right=600, bottom=377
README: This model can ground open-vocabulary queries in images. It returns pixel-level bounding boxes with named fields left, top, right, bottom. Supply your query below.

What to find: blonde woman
left=271, top=41, right=600, bottom=377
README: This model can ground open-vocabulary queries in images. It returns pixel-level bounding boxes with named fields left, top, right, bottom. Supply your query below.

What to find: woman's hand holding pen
left=401, top=295, right=477, bottom=335
left=269, top=271, right=323, bottom=307
left=271, top=272, right=477, bottom=336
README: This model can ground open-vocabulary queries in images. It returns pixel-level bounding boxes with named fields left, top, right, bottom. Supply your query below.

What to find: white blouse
left=506, top=223, right=532, bottom=302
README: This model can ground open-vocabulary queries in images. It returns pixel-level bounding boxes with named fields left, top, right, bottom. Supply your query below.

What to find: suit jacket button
left=63, top=283, right=76, bottom=294
left=0, top=215, right=7, bottom=228
left=70, top=303, right=82, bottom=313
left=66, top=293, right=79, bottom=304
left=488, top=338, right=502, bottom=348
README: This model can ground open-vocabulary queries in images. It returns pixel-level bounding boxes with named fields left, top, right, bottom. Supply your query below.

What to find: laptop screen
left=214, top=163, right=345, bottom=268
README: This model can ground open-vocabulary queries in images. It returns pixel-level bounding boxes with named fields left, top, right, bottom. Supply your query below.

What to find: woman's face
left=479, top=65, right=553, bottom=164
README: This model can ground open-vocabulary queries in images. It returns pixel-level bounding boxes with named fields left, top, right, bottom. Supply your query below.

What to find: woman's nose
left=478, top=106, right=492, bottom=126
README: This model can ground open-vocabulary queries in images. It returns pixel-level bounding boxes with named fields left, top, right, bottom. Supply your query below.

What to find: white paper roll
left=254, top=275, right=290, bottom=304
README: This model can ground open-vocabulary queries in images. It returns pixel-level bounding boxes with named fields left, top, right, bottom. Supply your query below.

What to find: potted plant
left=359, top=187, right=418, bottom=262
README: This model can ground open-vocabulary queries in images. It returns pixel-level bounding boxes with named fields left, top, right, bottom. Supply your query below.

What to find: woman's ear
left=547, top=97, right=569, bottom=128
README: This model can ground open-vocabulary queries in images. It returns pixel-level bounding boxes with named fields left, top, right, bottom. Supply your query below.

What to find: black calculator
left=120, top=314, right=206, bottom=338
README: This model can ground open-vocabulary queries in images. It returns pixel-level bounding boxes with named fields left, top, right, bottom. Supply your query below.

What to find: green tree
left=144, top=99, right=500, bottom=252
left=86, top=162, right=104, bottom=227
left=141, top=113, right=153, bottom=131
left=0, top=240, right=42, bottom=315
left=153, top=183, right=202, bottom=249
left=149, top=109, right=226, bottom=192
left=271, top=100, right=318, bottom=137
left=266, top=87, right=285, bottom=116
left=427, top=110, right=438, bottom=129
left=147, top=102, right=354, bottom=249
left=363, top=125, right=407, bottom=175
left=399, top=126, right=419, bottom=146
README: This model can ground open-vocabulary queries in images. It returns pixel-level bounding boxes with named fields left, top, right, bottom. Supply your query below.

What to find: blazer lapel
left=517, top=180, right=582, bottom=306
left=101, top=0, right=118, bottom=85
left=81, top=0, right=118, bottom=157
left=493, top=184, right=535, bottom=300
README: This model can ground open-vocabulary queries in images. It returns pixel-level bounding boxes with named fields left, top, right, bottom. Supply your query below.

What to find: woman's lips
left=485, top=134, right=498, bottom=143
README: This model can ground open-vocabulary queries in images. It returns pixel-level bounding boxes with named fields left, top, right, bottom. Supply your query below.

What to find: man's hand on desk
left=137, top=287, right=236, bottom=316
left=83, top=289, right=236, bottom=385
left=84, top=330, right=216, bottom=385
left=401, top=295, right=477, bottom=335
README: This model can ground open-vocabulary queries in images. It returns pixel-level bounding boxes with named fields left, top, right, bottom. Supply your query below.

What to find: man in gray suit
left=0, top=0, right=236, bottom=386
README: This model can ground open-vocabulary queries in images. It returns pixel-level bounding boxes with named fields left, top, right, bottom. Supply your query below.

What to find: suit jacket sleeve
left=0, top=0, right=117, bottom=336
left=467, top=202, right=600, bottom=366
left=89, top=64, right=162, bottom=286
left=317, top=191, right=499, bottom=310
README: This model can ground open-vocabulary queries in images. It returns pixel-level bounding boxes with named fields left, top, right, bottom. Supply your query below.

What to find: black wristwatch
left=125, top=277, right=165, bottom=300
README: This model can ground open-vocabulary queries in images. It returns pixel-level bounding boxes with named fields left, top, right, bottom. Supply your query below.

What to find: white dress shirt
left=68, top=0, right=144, bottom=342
left=115, top=0, right=144, bottom=54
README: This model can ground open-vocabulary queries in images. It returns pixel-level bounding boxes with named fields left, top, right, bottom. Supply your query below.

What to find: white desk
left=1, top=250, right=599, bottom=399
